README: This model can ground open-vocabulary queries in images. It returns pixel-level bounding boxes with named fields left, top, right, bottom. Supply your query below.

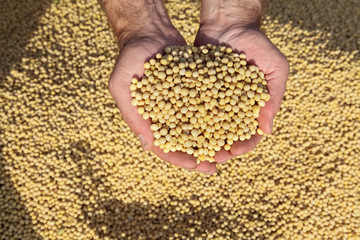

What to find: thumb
left=108, top=52, right=154, bottom=151
left=108, top=76, right=154, bottom=151
left=257, top=63, right=289, bottom=134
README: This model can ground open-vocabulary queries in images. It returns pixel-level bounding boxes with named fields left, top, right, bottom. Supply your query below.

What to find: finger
left=151, top=146, right=198, bottom=170
left=194, top=32, right=220, bottom=47
left=214, top=149, right=233, bottom=163
left=230, top=134, right=263, bottom=156
left=257, top=60, right=289, bottom=134
left=195, top=161, right=217, bottom=174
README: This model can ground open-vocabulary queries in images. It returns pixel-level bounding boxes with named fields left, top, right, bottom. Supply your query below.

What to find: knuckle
left=107, top=77, right=115, bottom=94
left=281, top=56, right=290, bottom=73
left=284, top=60, right=290, bottom=73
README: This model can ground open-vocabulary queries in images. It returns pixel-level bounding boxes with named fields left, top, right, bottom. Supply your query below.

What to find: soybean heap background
left=0, top=0, right=359, bottom=239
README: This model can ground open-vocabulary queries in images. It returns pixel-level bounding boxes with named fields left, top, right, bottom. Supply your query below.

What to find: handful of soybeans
left=130, top=44, right=270, bottom=163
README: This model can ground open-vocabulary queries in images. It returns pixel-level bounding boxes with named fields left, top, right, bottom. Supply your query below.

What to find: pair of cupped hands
left=107, top=12, right=289, bottom=174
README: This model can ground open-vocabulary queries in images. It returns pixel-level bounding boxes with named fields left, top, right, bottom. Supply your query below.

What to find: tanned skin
left=99, top=0, right=289, bottom=174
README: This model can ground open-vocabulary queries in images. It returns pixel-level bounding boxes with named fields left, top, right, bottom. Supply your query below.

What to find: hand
left=195, top=0, right=289, bottom=163
left=105, top=1, right=217, bottom=174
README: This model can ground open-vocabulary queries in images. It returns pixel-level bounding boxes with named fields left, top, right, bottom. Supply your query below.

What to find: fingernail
left=139, top=135, right=148, bottom=150
left=199, top=170, right=211, bottom=175
left=269, top=119, right=273, bottom=133
left=199, top=168, right=212, bottom=174
left=218, top=156, right=232, bottom=164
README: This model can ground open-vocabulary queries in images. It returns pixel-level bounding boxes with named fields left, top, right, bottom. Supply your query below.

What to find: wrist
left=100, top=0, right=174, bottom=47
left=199, top=0, right=264, bottom=32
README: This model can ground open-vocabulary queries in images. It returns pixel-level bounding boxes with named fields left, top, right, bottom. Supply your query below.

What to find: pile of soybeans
left=131, top=45, right=270, bottom=163
left=0, top=0, right=359, bottom=240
